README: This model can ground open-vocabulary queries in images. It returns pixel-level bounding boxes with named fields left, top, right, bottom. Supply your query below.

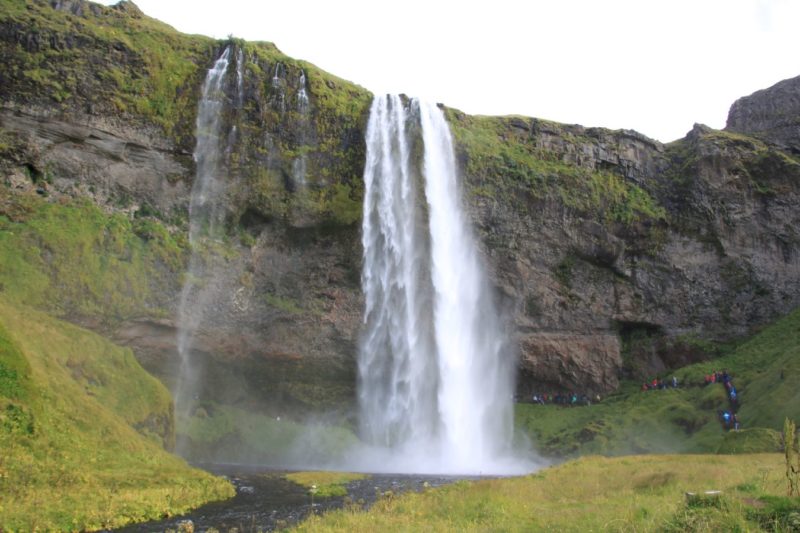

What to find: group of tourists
left=525, top=392, right=601, bottom=406
left=706, top=370, right=742, bottom=431
left=640, top=375, right=679, bottom=391
left=520, top=370, right=743, bottom=430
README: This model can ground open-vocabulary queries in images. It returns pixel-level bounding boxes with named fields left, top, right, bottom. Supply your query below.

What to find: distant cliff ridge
left=1, top=0, right=799, bottom=432
left=727, top=75, right=800, bottom=156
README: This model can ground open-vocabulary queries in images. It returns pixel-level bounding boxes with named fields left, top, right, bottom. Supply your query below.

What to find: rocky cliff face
left=1, top=0, right=799, bottom=423
left=453, top=116, right=800, bottom=395
left=727, top=74, right=800, bottom=155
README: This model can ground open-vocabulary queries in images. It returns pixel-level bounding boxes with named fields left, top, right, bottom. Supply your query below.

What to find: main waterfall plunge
left=356, top=95, right=529, bottom=474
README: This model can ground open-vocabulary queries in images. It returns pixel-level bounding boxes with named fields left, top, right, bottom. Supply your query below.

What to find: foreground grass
left=296, top=454, right=794, bottom=532
left=516, top=307, right=800, bottom=457
left=0, top=299, right=233, bottom=531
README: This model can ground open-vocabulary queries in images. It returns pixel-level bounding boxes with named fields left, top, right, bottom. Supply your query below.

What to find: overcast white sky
left=98, top=0, right=798, bottom=142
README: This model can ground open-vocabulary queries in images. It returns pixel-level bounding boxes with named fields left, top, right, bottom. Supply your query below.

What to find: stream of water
left=114, top=465, right=469, bottom=532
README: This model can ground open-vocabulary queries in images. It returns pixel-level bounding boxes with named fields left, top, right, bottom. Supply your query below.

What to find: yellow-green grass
left=285, top=471, right=369, bottom=498
left=0, top=298, right=233, bottom=531
left=296, top=453, right=794, bottom=532
left=516, top=307, right=800, bottom=458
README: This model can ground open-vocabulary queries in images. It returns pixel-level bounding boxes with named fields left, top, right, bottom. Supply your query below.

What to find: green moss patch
left=0, top=187, right=185, bottom=324
left=0, top=0, right=214, bottom=139
left=446, top=111, right=666, bottom=228
left=715, top=428, right=783, bottom=454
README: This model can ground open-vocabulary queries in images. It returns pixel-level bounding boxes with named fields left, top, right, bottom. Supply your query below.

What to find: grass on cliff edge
left=0, top=0, right=213, bottom=136
left=515, top=306, right=800, bottom=458
left=296, top=453, right=796, bottom=532
left=0, top=297, right=233, bottom=531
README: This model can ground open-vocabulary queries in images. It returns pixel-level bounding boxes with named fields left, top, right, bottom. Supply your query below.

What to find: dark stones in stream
left=114, top=463, right=473, bottom=532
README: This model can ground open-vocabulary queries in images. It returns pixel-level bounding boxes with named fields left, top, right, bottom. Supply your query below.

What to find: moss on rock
left=0, top=186, right=186, bottom=325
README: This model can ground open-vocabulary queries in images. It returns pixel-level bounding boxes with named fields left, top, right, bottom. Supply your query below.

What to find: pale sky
left=96, top=0, right=799, bottom=142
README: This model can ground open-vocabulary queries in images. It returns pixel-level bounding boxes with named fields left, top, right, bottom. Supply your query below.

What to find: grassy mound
left=0, top=298, right=233, bottom=531
left=285, top=471, right=368, bottom=498
left=296, top=453, right=795, bottom=531
left=516, top=307, right=800, bottom=457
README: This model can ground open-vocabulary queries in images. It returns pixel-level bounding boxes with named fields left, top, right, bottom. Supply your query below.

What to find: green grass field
left=296, top=454, right=797, bottom=532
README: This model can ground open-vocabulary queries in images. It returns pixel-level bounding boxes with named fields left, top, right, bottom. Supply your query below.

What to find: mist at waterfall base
left=174, top=50, right=538, bottom=475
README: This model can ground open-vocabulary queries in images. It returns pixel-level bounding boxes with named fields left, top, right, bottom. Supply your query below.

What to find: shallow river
left=115, top=464, right=468, bottom=532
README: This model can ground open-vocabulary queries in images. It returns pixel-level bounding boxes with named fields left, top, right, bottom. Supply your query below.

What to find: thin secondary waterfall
left=357, top=95, right=521, bottom=474
left=292, top=70, right=310, bottom=187
left=174, top=47, right=233, bottom=430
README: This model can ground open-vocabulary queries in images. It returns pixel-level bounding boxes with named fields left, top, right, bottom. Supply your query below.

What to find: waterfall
left=174, top=47, right=232, bottom=432
left=235, top=48, right=245, bottom=109
left=359, top=95, right=439, bottom=448
left=271, top=63, right=285, bottom=113
left=271, top=62, right=281, bottom=88
left=357, top=95, right=525, bottom=474
left=419, top=101, right=515, bottom=466
left=297, top=70, right=309, bottom=113
left=292, top=70, right=310, bottom=188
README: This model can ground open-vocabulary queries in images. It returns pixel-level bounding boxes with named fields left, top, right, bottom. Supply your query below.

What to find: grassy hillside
left=297, top=453, right=797, bottom=531
left=515, top=307, right=800, bottom=458
left=0, top=298, right=233, bottom=531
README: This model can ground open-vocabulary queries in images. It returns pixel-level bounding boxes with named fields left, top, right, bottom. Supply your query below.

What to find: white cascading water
left=174, top=47, right=232, bottom=429
left=297, top=70, right=309, bottom=112
left=357, top=95, right=528, bottom=474
left=235, top=48, right=244, bottom=109
left=359, top=95, right=439, bottom=450
left=292, top=70, right=310, bottom=187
